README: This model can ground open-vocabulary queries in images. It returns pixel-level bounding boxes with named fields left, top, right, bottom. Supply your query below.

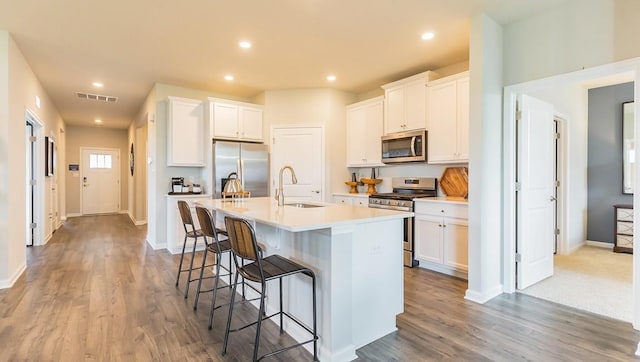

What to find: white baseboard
left=417, top=259, right=468, bottom=280
left=0, top=262, right=26, bottom=289
left=146, top=238, right=167, bottom=250
left=464, top=284, right=503, bottom=304
left=128, top=213, right=147, bottom=226
left=61, top=216, right=67, bottom=221
left=586, top=240, right=614, bottom=249
left=119, top=210, right=129, bottom=215
left=66, top=213, right=81, bottom=218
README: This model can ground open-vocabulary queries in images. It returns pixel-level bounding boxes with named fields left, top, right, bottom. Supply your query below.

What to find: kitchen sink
left=285, top=202, right=325, bottom=208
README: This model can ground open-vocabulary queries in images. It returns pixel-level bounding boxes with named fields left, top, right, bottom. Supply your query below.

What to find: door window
left=89, top=153, right=113, bottom=169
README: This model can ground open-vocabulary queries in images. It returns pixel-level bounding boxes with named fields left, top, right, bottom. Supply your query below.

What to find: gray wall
left=587, top=82, right=634, bottom=243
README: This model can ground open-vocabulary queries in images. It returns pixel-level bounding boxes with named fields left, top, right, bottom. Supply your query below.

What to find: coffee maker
left=171, top=177, right=184, bottom=193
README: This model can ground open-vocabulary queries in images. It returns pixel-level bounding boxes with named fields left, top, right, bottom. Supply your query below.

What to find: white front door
left=516, top=95, right=556, bottom=289
left=81, top=148, right=120, bottom=215
left=271, top=126, right=323, bottom=202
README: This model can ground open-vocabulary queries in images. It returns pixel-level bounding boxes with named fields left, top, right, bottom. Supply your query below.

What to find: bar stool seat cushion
left=209, top=239, right=232, bottom=254
left=241, top=255, right=313, bottom=282
left=186, top=229, right=205, bottom=238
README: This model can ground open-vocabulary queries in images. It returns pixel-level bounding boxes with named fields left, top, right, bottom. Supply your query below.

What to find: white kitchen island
left=196, top=197, right=412, bottom=362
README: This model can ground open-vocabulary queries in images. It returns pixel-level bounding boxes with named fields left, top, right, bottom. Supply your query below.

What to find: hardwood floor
left=1, top=214, right=639, bottom=361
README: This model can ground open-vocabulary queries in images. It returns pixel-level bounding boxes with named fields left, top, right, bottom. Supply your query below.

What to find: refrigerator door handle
left=239, top=159, right=245, bottom=188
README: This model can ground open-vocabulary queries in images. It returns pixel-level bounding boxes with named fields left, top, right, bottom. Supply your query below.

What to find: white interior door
left=516, top=94, right=556, bottom=290
left=271, top=126, right=323, bottom=202
left=82, top=148, right=120, bottom=215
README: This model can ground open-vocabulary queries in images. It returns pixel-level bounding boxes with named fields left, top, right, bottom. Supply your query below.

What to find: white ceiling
left=0, top=0, right=568, bottom=129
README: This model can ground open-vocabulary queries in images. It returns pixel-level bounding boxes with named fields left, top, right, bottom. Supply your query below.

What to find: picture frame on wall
left=45, top=136, right=55, bottom=176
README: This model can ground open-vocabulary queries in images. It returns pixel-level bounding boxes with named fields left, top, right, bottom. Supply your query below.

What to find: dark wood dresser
left=613, top=204, right=633, bottom=253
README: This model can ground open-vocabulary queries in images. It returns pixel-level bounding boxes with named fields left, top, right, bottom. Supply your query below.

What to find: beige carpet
left=519, top=245, right=633, bottom=322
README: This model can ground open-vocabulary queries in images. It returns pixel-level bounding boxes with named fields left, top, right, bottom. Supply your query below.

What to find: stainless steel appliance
left=381, top=129, right=427, bottom=164
left=213, top=140, right=269, bottom=198
left=369, top=177, right=437, bottom=267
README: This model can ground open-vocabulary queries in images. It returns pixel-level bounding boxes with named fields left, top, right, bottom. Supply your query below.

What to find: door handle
left=410, top=136, right=417, bottom=157
left=550, top=196, right=557, bottom=202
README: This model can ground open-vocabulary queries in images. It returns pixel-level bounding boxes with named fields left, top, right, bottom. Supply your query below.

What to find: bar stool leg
left=193, top=243, right=209, bottom=311
left=253, top=282, right=267, bottom=362
left=184, top=234, right=199, bottom=298
left=279, top=277, right=284, bottom=333
left=175, top=234, right=188, bottom=286
left=207, top=255, right=222, bottom=329
left=312, top=274, right=318, bottom=361
left=222, top=271, right=241, bottom=356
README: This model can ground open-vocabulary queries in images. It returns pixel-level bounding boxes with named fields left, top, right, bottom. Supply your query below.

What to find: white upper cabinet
left=208, top=98, right=264, bottom=142
left=426, top=71, right=469, bottom=164
left=346, top=96, right=384, bottom=167
left=382, top=72, right=429, bottom=134
left=166, top=96, right=205, bottom=167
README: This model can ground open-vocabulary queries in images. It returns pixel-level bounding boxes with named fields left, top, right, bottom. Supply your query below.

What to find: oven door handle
left=410, top=136, right=417, bottom=157
left=368, top=203, right=413, bottom=212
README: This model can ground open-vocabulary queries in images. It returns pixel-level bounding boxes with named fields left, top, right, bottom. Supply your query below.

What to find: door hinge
left=515, top=182, right=522, bottom=191
left=30, top=179, right=36, bottom=186
left=516, top=111, right=522, bottom=121
left=29, top=136, right=36, bottom=143
left=515, top=253, right=522, bottom=263
left=554, top=180, right=560, bottom=187
left=272, top=137, right=276, bottom=144
left=30, top=223, right=37, bottom=229
left=555, top=132, right=560, bottom=139
left=554, top=228, right=560, bottom=235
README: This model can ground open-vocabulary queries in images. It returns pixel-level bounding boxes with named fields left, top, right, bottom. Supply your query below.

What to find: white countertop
left=196, top=197, right=413, bottom=232
left=414, top=197, right=468, bottom=205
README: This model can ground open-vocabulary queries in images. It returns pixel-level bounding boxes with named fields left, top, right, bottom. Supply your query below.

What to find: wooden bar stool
left=193, top=206, right=234, bottom=329
left=175, top=200, right=204, bottom=298
left=222, top=216, right=318, bottom=362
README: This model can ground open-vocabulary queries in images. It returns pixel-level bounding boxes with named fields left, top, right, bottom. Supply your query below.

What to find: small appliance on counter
left=191, top=184, right=202, bottom=193
left=171, top=177, right=184, bottom=193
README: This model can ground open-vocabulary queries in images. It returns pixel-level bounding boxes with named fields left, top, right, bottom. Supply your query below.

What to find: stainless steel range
left=369, top=177, right=437, bottom=267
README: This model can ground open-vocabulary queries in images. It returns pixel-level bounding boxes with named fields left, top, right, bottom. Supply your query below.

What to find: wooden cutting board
left=440, top=167, right=468, bottom=198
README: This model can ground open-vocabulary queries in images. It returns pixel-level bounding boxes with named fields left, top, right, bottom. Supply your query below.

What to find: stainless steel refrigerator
left=212, top=140, right=269, bottom=198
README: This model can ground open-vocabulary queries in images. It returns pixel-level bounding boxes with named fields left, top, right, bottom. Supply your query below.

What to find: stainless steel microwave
left=381, top=129, right=427, bottom=164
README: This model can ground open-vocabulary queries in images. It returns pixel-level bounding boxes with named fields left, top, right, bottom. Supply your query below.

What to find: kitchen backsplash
left=349, top=162, right=468, bottom=196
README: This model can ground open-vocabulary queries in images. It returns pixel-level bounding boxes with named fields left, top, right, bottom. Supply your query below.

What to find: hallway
left=0, top=215, right=639, bottom=361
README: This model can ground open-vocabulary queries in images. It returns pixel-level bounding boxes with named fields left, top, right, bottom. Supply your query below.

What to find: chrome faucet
left=276, top=165, right=298, bottom=206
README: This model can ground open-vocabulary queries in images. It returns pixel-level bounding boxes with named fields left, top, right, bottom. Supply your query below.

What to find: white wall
left=0, top=32, right=64, bottom=287
left=465, top=14, right=504, bottom=303
left=501, top=0, right=640, bottom=260
left=503, top=0, right=640, bottom=86
left=264, top=88, right=356, bottom=200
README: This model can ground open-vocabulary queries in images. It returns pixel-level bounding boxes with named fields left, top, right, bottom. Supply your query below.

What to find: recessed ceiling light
left=94, top=119, right=103, bottom=124
left=327, top=75, right=337, bottom=82
left=421, top=32, right=435, bottom=40
left=239, top=41, right=252, bottom=49
left=92, top=82, right=104, bottom=88
left=224, top=75, right=234, bottom=81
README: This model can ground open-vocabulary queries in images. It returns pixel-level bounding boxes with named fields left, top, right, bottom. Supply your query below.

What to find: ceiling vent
left=76, top=92, right=118, bottom=103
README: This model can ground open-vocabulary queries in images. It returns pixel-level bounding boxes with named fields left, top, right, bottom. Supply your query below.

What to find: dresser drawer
left=617, top=234, right=633, bottom=248
left=617, top=221, right=633, bottom=235
left=617, top=208, right=633, bottom=222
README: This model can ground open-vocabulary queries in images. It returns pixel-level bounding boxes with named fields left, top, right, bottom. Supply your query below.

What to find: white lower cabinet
left=166, top=195, right=211, bottom=254
left=332, top=193, right=369, bottom=206
left=414, top=200, right=468, bottom=279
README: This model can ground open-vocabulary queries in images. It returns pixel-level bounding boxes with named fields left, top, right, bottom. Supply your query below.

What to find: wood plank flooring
left=1, top=214, right=639, bottom=361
